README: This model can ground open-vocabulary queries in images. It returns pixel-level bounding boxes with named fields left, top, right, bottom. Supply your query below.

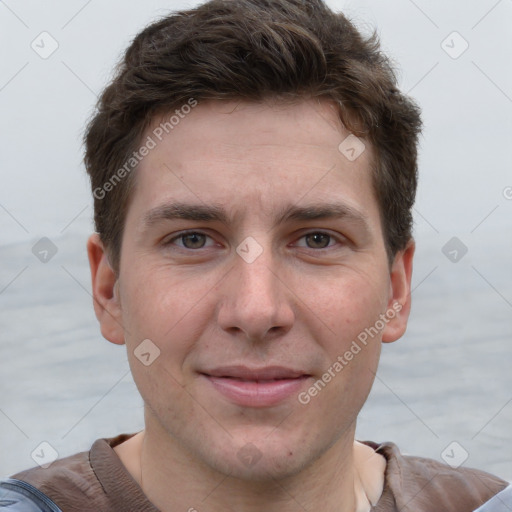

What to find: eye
left=165, top=231, right=214, bottom=250
left=304, top=232, right=332, bottom=249
left=295, top=231, right=341, bottom=250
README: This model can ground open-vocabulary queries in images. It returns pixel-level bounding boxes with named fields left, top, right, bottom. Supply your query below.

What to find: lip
left=200, top=365, right=311, bottom=407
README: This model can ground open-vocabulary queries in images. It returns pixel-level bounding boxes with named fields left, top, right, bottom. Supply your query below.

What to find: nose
left=216, top=245, right=295, bottom=343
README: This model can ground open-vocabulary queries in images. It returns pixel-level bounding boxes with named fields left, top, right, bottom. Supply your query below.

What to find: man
left=1, top=0, right=510, bottom=510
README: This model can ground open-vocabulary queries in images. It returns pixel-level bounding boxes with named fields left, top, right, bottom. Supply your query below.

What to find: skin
left=87, top=98, right=414, bottom=512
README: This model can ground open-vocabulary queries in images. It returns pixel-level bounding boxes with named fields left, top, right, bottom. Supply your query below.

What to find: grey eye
left=180, top=233, right=207, bottom=249
left=305, top=233, right=331, bottom=249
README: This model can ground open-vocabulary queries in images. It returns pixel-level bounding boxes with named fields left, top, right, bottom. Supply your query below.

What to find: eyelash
left=163, top=230, right=345, bottom=251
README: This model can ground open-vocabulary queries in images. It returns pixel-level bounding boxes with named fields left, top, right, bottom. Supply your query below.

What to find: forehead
left=126, top=99, right=378, bottom=226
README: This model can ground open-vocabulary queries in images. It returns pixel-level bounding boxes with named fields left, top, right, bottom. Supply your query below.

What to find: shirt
left=7, top=433, right=510, bottom=511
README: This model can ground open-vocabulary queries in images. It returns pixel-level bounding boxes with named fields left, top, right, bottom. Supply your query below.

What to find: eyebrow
left=142, top=201, right=370, bottom=231
left=143, top=203, right=229, bottom=228
left=275, top=203, right=368, bottom=227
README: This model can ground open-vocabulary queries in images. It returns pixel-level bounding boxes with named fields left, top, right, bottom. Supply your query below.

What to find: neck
left=116, top=421, right=384, bottom=512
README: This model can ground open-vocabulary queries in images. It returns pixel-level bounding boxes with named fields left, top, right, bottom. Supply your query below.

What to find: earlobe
left=87, top=234, right=125, bottom=345
left=381, top=240, right=415, bottom=343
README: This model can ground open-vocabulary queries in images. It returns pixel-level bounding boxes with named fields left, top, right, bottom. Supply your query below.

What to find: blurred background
left=1, top=0, right=511, bottom=480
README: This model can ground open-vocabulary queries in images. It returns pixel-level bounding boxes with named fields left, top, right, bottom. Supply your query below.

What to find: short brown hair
left=84, top=0, right=421, bottom=273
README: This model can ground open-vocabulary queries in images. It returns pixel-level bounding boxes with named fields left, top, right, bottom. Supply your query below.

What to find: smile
left=200, top=365, right=312, bottom=407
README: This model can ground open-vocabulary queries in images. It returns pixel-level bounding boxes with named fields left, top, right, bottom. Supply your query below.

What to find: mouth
left=200, top=365, right=312, bottom=407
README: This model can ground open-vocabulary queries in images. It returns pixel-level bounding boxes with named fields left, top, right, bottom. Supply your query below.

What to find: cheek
left=120, top=264, right=232, bottom=405
left=305, top=271, right=387, bottom=416
left=121, top=271, right=207, bottom=415
left=120, top=263, right=216, bottom=341
left=302, top=269, right=389, bottom=347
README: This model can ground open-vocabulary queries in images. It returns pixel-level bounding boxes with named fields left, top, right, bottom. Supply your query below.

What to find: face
left=89, top=99, right=413, bottom=481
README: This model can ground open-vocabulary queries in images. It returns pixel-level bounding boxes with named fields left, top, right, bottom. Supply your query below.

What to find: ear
left=87, top=233, right=125, bottom=345
left=381, top=239, right=415, bottom=343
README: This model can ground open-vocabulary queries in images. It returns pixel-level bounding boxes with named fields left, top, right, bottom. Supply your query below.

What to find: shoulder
left=0, top=478, right=62, bottom=511
left=8, top=446, right=101, bottom=510
left=363, top=441, right=509, bottom=512
left=6, top=433, right=142, bottom=512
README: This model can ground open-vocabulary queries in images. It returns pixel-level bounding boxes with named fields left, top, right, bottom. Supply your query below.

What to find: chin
left=198, top=430, right=321, bottom=483
left=216, top=451, right=308, bottom=483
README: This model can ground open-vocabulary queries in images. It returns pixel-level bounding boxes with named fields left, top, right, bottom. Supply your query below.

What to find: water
left=1, top=224, right=511, bottom=481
